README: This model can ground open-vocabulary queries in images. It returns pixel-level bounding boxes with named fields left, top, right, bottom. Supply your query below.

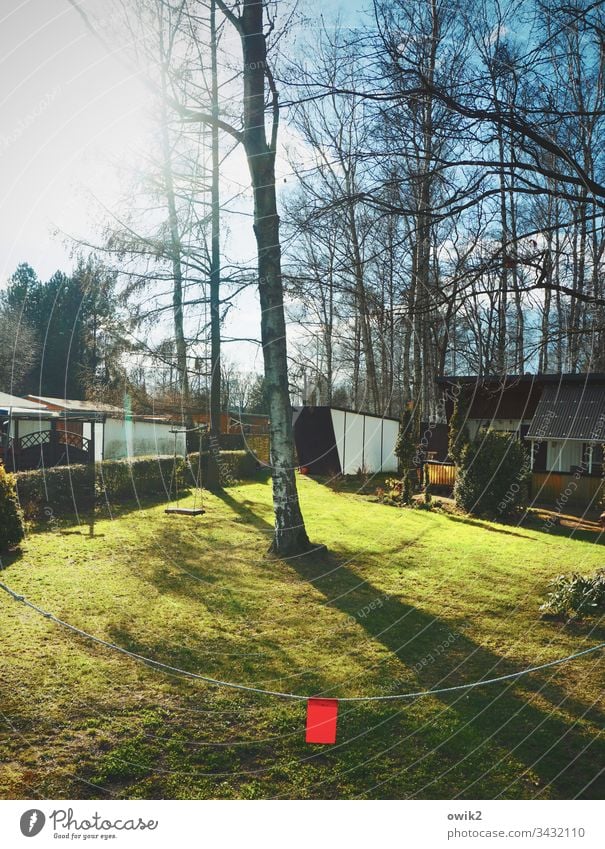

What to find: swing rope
left=1, top=581, right=602, bottom=703
left=172, top=429, right=179, bottom=508
left=167, top=425, right=205, bottom=512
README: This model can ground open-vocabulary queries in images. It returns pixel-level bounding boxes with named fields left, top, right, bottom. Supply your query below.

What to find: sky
left=0, top=0, right=365, bottom=375
left=0, top=0, right=154, bottom=279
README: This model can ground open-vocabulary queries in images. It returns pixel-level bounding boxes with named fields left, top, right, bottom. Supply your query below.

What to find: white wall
left=13, top=418, right=51, bottom=437
left=330, top=410, right=399, bottom=474
left=364, top=415, right=383, bottom=472
left=94, top=422, right=104, bottom=462
left=546, top=440, right=583, bottom=473
left=381, top=419, right=399, bottom=472
left=341, top=411, right=365, bottom=474
left=331, top=409, right=346, bottom=473
left=103, top=418, right=185, bottom=460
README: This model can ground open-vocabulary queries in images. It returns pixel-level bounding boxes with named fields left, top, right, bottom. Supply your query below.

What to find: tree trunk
left=159, top=64, right=188, bottom=402
left=206, top=0, right=222, bottom=491
left=237, top=0, right=310, bottom=555
left=345, top=188, right=379, bottom=413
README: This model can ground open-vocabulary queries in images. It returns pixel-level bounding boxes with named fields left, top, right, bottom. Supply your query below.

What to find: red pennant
left=306, top=698, right=339, bottom=744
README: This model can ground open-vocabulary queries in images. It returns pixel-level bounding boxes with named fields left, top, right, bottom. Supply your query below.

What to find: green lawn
left=0, top=475, right=603, bottom=800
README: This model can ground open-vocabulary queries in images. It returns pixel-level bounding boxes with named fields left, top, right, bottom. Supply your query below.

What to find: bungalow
left=0, top=392, right=185, bottom=470
left=437, top=373, right=605, bottom=507
left=0, top=391, right=101, bottom=470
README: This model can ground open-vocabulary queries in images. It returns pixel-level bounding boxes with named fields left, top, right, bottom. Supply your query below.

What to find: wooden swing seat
left=164, top=507, right=206, bottom=516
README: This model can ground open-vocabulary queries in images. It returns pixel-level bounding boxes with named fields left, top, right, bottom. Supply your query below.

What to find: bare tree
left=185, top=0, right=312, bottom=554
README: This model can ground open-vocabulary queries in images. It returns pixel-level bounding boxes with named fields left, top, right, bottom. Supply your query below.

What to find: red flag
left=306, top=698, right=339, bottom=744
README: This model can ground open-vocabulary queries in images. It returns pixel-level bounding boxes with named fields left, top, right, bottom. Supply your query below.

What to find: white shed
left=293, top=406, right=399, bottom=475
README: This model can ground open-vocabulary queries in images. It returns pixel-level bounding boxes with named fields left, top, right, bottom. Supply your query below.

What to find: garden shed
left=0, top=391, right=102, bottom=470
left=292, top=405, right=400, bottom=475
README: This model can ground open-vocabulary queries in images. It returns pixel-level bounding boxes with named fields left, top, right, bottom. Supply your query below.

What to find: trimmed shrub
left=188, top=449, right=259, bottom=487
left=16, top=458, right=181, bottom=520
left=16, top=464, right=95, bottom=521
left=454, top=430, right=530, bottom=518
left=0, top=463, right=25, bottom=550
left=245, top=435, right=271, bottom=464
left=540, top=569, right=605, bottom=620
left=14, top=450, right=261, bottom=521
left=98, top=456, right=186, bottom=501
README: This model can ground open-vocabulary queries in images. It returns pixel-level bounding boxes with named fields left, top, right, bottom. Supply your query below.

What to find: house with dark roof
left=437, top=374, right=605, bottom=507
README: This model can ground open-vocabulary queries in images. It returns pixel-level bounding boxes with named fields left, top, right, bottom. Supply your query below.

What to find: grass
left=0, top=474, right=603, bottom=800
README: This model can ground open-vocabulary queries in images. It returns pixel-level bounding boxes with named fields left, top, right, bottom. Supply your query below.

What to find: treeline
left=0, top=258, right=127, bottom=400
left=5, top=1, right=604, bottom=431
left=281, top=0, right=605, bottom=418
left=0, top=257, right=269, bottom=413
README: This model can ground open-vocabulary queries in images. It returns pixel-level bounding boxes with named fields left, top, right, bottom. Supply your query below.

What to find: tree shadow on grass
left=317, top=473, right=390, bottom=496
left=0, top=547, right=23, bottom=572
left=441, top=513, right=532, bottom=539
left=216, top=489, right=275, bottom=538
left=104, top=584, right=314, bottom=718
left=292, top=546, right=604, bottom=798
left=23, top=501, right=139, bottom=537
left=520, top=517, right=605, bottom=545
left=213, top=491, right=604, bottom=798
left=18, top=484, right=602, bottom=799
left=442, top=504, right=605, bottom=545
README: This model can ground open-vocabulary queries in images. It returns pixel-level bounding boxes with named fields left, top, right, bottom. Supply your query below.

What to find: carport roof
left=0, top=393, right=105, bottom=421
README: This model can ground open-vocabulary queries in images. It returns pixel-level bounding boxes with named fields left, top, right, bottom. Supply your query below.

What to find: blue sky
left=0, top=0, right=366, bottom=373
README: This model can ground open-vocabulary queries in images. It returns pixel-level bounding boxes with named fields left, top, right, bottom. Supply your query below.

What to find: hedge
left=187, top=449, right=260, bottom=487
left=454, top=430, right=530, bottom=518
left=16, top=464, right=96, bottom=520
left=97, top=456, right=186, bottom=502
left=14, top=450, right=261, bottom=521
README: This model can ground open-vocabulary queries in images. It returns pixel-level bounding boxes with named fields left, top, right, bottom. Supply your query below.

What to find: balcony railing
left=1, top=430, right=91, bottom=470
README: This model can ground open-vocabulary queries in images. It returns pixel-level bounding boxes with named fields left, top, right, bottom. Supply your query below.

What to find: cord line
left=1, top=581, right=602, bottom=703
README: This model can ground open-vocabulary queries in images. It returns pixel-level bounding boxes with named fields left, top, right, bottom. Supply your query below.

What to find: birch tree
left=192, top=0, right=312, bottom=554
